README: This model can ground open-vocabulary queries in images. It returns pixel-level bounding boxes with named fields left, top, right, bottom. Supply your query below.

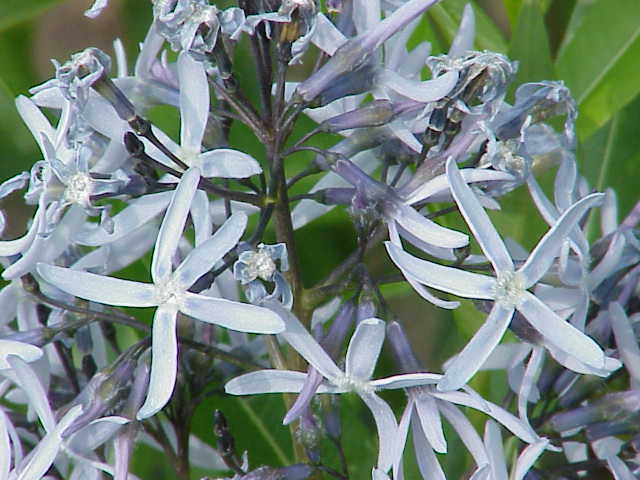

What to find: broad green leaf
left=555, top=0, right=640, bottom=138
left=580, top=95, right=640, bottom=240
left=504, top=0, right=554, bottom=27
left=427, top=0, right=508, bottom=54
left=0, top=0, right=64, bottom=32
left=508, top=0, right=555, bottom=91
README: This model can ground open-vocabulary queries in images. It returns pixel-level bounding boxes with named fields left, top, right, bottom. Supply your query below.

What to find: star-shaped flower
left=38, top=167, right=284, bottom=419
left=226, top=307, right=442, bottom=473
left=386, top=157, right=616, bottom=391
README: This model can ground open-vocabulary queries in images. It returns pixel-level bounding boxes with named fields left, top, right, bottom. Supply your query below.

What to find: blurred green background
left=0, top=0, right=639, bottom=477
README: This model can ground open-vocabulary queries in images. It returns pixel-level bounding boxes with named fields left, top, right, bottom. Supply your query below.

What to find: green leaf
left=427, top=0, right=508, bottom=54
left=580, top=95, right=640, bottom=239
left=555, top=0, right=640, bottom=138
left=508, top=0, right=555, bottom=91
left=0, top=0, right=64, bottom=31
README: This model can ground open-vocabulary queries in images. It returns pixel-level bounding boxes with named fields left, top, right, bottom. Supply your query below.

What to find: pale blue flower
left=37, top=168, right=284, bottom=419
left=227, top=309, right=443, bottom=472
left=387, top=157, right=616, bottom=391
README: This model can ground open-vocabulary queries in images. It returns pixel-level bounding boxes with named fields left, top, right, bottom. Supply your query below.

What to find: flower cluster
left=0, top=0, right=639, bottom=479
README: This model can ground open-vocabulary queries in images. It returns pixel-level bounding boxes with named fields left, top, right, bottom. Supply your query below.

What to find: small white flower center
left=154, top=278, right=184, bottom=306
left=335, top=375, right=375, bottom=395
left=493, top=270, right=526, bottom=308
left=178, top=147, right=200, bottom=167
left=244, top=250, right=276, bottom=282
left=64, top=173, right=92, bottom=205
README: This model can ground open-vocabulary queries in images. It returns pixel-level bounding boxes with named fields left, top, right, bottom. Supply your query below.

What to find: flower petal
left=379, top=70, right=458, bottom=102
left=152, top=167, right=200, bottom=282
left=411, top=418, right=447, bottom=480
left=609, top=302, right=640, bottom=385
left=386, top=242, right=495, bottom=300
left=446, top=157, right=513, bottom=272
left=371, top=373, right=441, bottom=390
left=37, top=263, right=156, bottom=307
left=345, top=318, right=385, bottom=380
left=178, top=51, right=208, bottom=152
left=483, top=421, right=508, bottom=480
left=449, top=3, right=475, bottom=58
left=266, top=301, right=343, bottom=381
left=6, top=355, right=55, bottom=432
left=520, top=193, right=603, bottom=286
left=519, top=292, right=606, bottom=369
left=392, top=202, right=468, bottom=249
left=181, top=292, right=285, bottom=334
left=76, top=191, right=172, bottom=246
left=226, top=370, right=308, bottom=395
left=438, top=304, right=514, bottom=391
left=359, top=392, right=398, bottom=472
left=137, top=305, right=178, bottom=420
left=197, top=149, right=262, bottom=178
left=513, top=438, right=549, bottom=480
left=433, top=390, right=538, bottom=444
left=415, top=393, right=447, bottom=453
left=0, top=341, right=43, bottom=370
left=15, top=405, right=84, bottom=480
left=174, top=212, right=247, bottom=288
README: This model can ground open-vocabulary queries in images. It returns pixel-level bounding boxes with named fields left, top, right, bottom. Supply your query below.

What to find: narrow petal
left=360, top=392, right=398, bottom=472
left=518, top=346, right=545, bottom=435
left=197, top=149, right=262, bottom=178
left=174, top=212, right=247, bottom=288
left=415, top=393, right=447, bottom=453
left=446, top=157, right=513, bottom=272
left=76, top=191, right=171, bottom=246
left=513, top=438, right=549, bottom=480
left=178, top=51, right=208, bottom=152
left=181, top=293, right=285, bottom=334
left=439, top=402, right=488, bottom=466
left=137, top=305, right=178, bottom=420
left=411, top=419, right=447, bottom=480
left=0, top=341, right=43, bottom=370
left=483, top=421, right=508, bottom=480
left=371, top=373, right=441, bottom=390
left=449, top=3, right=475, bottom=58
left=283, top=368, right=325, bottom=424
left=267, top=301, right=343, bottom=381
left=37, top=263, right=156, bottom=307
left=191, top=189, right=212, bottom=246
left=609, top=302, right=640, bottom=384
left=606, top=456, right=636, bottom=480
left=0, top=410, right=10, bottom=479
left=379, top=70, right=458, bottom=102
left=311, top=13, right=347, bottom=55
left=438, top=304, right=514, bottom=391
left=519, top=292, right=606, bottom=369
left=152, top=167, right=200, bottom=282
left=520, top=193, right=603, bottom=286
left=392, top=202, right=468, bottom=249
left=15, top=405, right=84, bottom=480
left=15, top=96, right=55, bottom=154
left=345, top=318, right=385, bottom=380
left=225, top=370, right=308, bottom=395
left=433, top=391, right=538, bottom=444
left=392, top=402, right=412, bottom=480
left=386, top=242, right=496, bottom=300
left=7, top=355, right=55, bottom=432
left=403, top=169, right=514, bottom=207
left=0, top=207, right=43, bottom=256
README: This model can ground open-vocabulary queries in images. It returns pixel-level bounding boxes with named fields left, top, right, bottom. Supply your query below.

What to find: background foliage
left=1, top=0, right=638, bottom=477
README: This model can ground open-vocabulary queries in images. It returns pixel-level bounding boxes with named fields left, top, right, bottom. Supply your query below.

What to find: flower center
left=154, top=278, right=184, bottom=306
left=64, top=173, right=92, bottom=205
left=493, top=270, right=526, bottom=308
left=243, top=250, right=276, bottom=282
left=335, top=375, right=375, bottom=395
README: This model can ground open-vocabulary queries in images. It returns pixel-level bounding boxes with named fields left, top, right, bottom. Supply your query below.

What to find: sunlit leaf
left=556, top=0, right=640, bottom=138
left=508, top=0, right=555, bottom=91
